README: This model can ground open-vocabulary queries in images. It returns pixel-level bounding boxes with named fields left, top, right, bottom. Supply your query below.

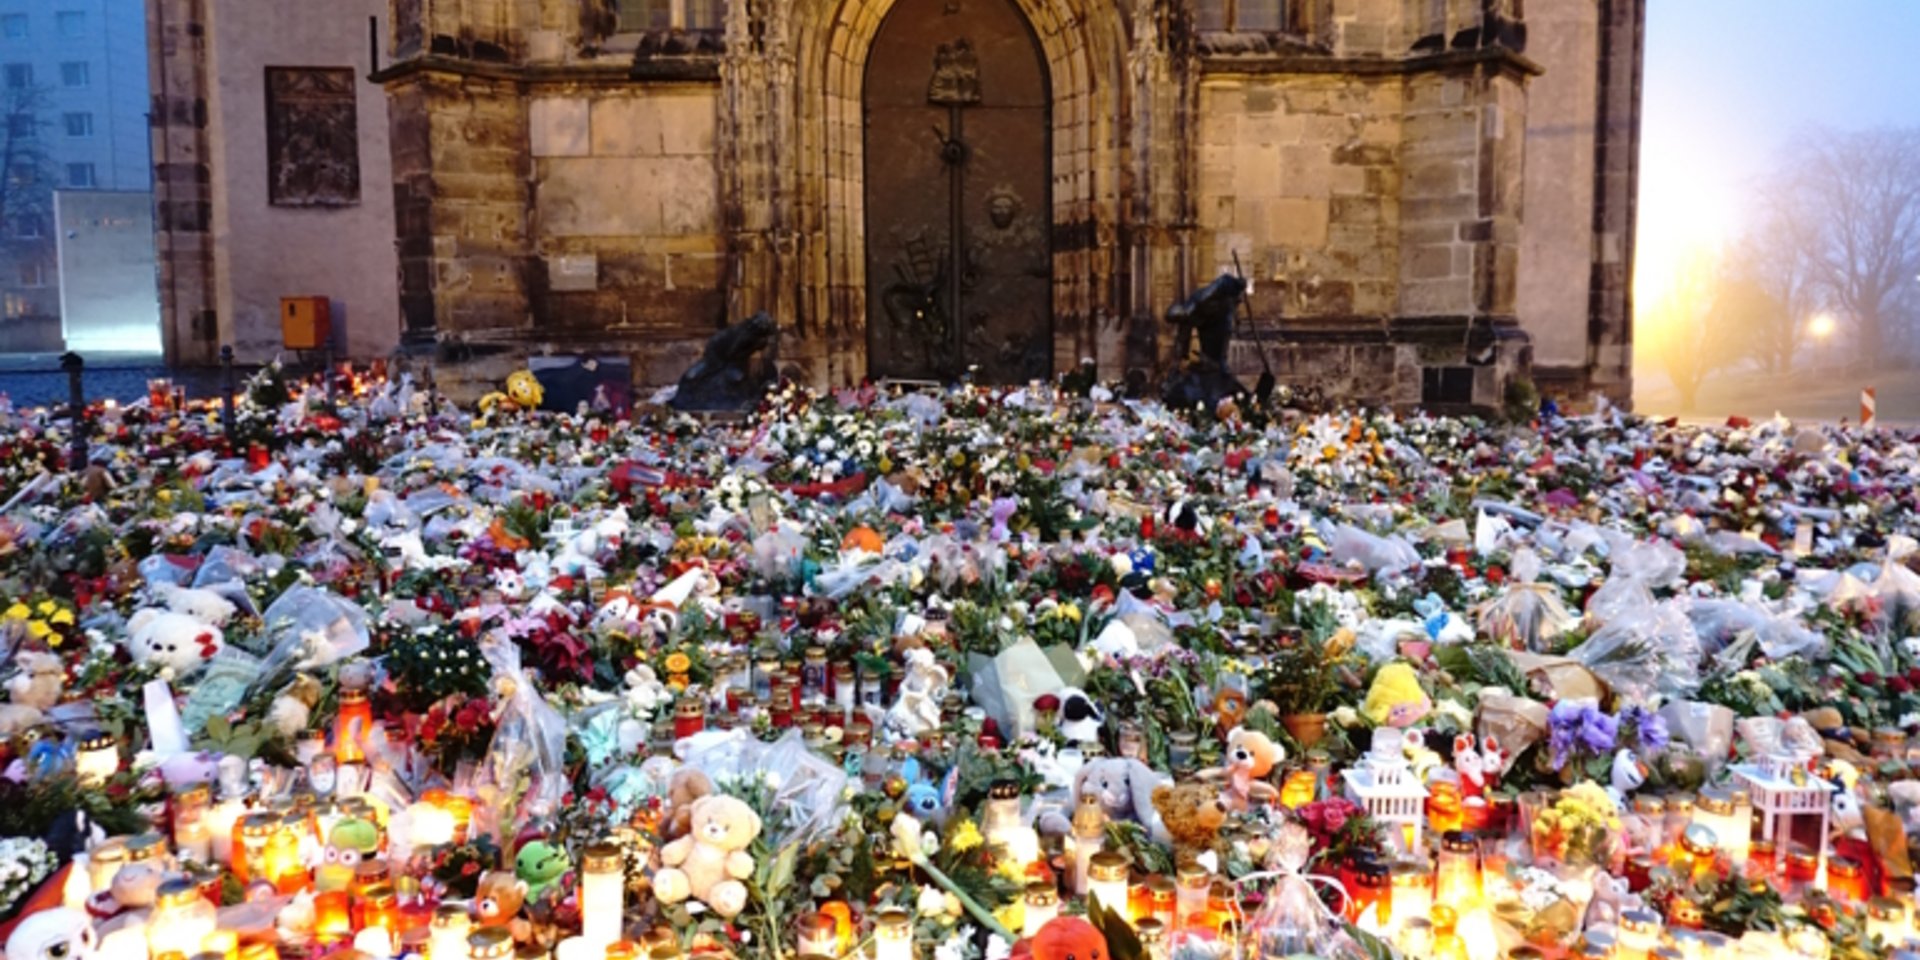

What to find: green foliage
left=379, top=624, right=493, bottom=712
left=0, top=773, right=153, bottom=840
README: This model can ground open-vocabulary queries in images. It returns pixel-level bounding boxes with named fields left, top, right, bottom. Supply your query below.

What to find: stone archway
left=787, top=0, right=1137, bottom=386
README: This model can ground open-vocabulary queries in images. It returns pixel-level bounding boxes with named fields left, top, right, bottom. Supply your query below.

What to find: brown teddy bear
left=1196, top=726, right=1283, bottom=811
left=663, top=767, right=715, bottom=841
left=1150, top=782, right=1228, bottom=865
left=472, top=870, right=532, bottom=941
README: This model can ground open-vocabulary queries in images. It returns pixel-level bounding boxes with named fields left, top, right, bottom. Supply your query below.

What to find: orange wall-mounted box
left=281, top=297, right=332, bottom=351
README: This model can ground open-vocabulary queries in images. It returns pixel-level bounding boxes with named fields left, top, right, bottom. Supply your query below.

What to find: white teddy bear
left=124, top=609, right=224, bottom=678
left=150, top=581, right=238, bottom=626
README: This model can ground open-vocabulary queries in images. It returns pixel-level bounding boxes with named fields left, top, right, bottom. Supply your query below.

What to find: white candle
left=429, top=904, right=473, bottom=960
left=555, top=937, right=597, bottom=960
left=1022, top=884, right=1059, bottom=938
left=355, top=928, right=396, bottom=960
left=1086, top=853, right=1130, bottom=918
left=874, top=910, right=912, bottom=960
left=205, top=797, right=246, bottom=866
left=579, top=843, right=624, bottom=951
left=410, top=803, right=456, bottom=848
left=100, top=922, right=150, bottom=960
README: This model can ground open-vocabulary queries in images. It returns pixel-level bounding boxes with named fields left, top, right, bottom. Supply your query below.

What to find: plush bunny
left=1454, top=734, right=1487, bottom=800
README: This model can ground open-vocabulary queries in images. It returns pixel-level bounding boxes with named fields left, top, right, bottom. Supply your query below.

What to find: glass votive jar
left=1389, top=859, right=1432, bottom=934
left=1826, top=856, right=1866, bottom=906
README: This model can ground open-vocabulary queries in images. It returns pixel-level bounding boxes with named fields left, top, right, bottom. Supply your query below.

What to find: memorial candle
left=580, top=843, right=625, bottom=951
left=1088, top=853, right=1130, bottom=918
left=874, top=910, right=913, bottom=960
left=147, top=880, right=216, bottom=960
left=1022, top=884, right=1059, bottom=937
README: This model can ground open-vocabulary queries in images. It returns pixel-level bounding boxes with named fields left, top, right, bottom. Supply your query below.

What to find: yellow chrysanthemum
left=4, top=603, right=30, bottom=620
left=35, top=601, right=54, bottom=616
left=947, top=819, right=983, bottom=854
left=49, top=609, right=73, bottom=626
left=27, top=620, right=50, bottom=639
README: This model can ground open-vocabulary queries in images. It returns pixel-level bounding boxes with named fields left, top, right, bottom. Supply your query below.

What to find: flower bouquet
left=0, top=836, right=58, bottom=920
left=1528, top=782, right=1623, bottom=871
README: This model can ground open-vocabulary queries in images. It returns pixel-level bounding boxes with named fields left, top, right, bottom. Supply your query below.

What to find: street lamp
left=1809, top=313, right=1837, bottom=339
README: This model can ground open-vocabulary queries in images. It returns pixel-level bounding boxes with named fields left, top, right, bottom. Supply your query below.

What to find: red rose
left=1861, top=672, right=1883, bottom=687
left=1894, top=677, right=1913, bottom=695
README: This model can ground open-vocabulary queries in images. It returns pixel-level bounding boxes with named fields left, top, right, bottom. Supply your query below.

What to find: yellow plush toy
left=506, top=370, right=544, bottom=409
left=1363, top=661, right=1432, bottom=728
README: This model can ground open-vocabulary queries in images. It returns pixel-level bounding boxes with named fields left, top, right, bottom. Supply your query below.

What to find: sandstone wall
left=527, top=85, right=727, bottom=382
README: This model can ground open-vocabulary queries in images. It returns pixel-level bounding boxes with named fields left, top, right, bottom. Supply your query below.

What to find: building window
left=6, top=113, right=32, bottom=139
left=1, top=15, right=25, bottom=40
left=617, top=0, right=723, bottom=31
left=1196, top=0, right=1286, bottom=31
left=265, top=67, right=361, bottom=207
left=55, top=12, right=84, bottom=38
left=62, top=112, right=91, bottom=137
left=17, top=260, right=43, bottom=288
left=4, top=294, right=28, bottom=318
left=60, top=62, right=88, bottom=87
left=66, top=162, right=94, bottom=187
left=4, top=64, right=30, bottom=89
left=13, top=213, right=40, bottom=238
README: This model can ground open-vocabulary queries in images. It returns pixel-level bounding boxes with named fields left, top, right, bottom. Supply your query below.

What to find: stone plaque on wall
left=265, top=67, right=361, bottom=208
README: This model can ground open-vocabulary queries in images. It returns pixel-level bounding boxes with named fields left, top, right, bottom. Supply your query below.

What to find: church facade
left=151, top=0, right=1643, bottom=408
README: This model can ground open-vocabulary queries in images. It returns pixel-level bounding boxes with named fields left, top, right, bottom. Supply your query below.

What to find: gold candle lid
left=126, top=832, right=168, bottom=861
left=1680, top=824, right=1718, bottom=857
left=1024, top=882, right=1059, bottom=907
left=1620, top=909, right=1662, bottom=935
left=155, top=878, right=202, bottom=910
left=581, top=842, right=623, bottom=873
left=433, top=903, right=472, bottom=929
left=1869, top=896, right=1905, bottom=920
left=1632, top=796, right=1667, bottom=817
left=468, top=927, right=514, bottom=959
left=1088, top=852, right=1129, bottom=883
left=1134, top=919, right=1165, bottom=943
left=875, top=909, right=912, bottom=934
left=1695, top=790, right=1734, bottom=817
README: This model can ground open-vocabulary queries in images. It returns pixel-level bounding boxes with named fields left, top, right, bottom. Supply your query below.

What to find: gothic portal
left=863, top=0, right=1053, bottom=383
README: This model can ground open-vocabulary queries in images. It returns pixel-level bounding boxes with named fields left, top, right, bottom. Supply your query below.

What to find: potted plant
left=1257, top=600, right=1356, bottom=748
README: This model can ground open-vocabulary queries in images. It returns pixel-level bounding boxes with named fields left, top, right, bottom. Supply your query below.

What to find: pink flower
left=1322, top=807, right=1348, bottom=833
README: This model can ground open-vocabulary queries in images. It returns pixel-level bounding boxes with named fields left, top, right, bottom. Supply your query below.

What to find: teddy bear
left=0, top=651, right=66, bottom=736
left=473, top=870, right=530, bottom=932
left=653, top=794, right=762, bottom=919
left=1198, top=726, right=1283, bottom=811
left=1039, top=757, right=1171, bottom=844
left=123, top=608, right=223, bottom=679
left=1151, top=782, right=1228, bottom=866
left=266, top=674, right=324, bottom=740
left=662, top=767, right=716, bottom=841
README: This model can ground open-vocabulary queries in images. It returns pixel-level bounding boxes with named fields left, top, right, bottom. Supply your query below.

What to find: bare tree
left=1726, top=181, right=1823, bottom=375
left=1781, top=127, right=1920, bottom=367
left=0, top=84, right=55, bottom=233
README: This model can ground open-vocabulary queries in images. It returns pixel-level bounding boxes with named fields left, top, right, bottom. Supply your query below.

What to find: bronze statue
left=1162, top=274, right=1249, bottom=411
left=670, top=312, right=781, bottom=411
